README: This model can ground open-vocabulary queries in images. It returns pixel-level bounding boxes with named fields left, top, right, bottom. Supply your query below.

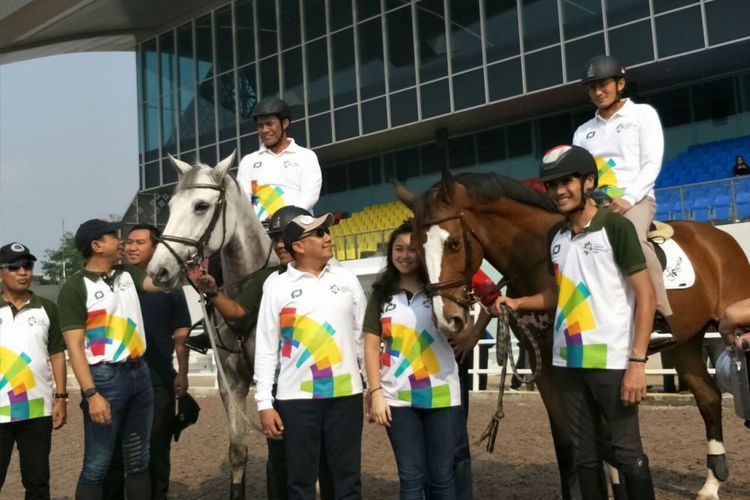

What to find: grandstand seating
left=656, top=135, right=750, bottom=188
left=330, top=201, right=413, bottom=260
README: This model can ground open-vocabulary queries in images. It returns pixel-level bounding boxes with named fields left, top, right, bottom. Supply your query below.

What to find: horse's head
left=396, top=171, right=484, bottom=335
left=148, top=152, right=239, bottom=288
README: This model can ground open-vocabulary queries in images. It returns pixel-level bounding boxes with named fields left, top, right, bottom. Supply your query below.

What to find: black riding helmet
left=252, top=96, right=291, bottom=122
left=581, top=55, right=626, bottom=84
left=267, top=206, right=311, bottom=237
left=539, top=145, right=598, bottom=188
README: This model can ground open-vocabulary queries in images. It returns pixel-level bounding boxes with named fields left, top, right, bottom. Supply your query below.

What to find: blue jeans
left=387, top=406, right=464, bottom=500
left=78, top=360, right=154, bottom=488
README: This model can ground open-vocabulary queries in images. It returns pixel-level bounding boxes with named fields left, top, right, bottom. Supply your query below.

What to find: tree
left=41, top=232, right=83, bottom=284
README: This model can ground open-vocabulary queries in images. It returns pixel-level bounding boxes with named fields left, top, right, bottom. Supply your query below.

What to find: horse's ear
left=437, top=168, right=455, bottom=203
left=212, top=150, right=237, bottom=180
left=393, top=180, right=415, bottom=210
left=169, top=154, right=193, bottom=177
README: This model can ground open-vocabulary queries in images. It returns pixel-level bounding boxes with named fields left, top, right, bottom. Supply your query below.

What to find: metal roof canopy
left=0, top=0, right=225, bottom=64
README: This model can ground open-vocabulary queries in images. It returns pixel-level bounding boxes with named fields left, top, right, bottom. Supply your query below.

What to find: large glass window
left=417, top=0, right=448, bottom=83
left=199, top=145, right=217, bottom=166
left=525, top=48, right=562, bottom=92
left=260, top=55, right=279, bottom=96
left=484, top=0, right=519, bottom=63
left=178, top=87, right=196, bottom=151
left=159, top=32, right=175, bottom=96
left=280, top=0, right=301, bottom=49
left=330, top=0, right=353, bottom=31
left=306, top=39, right=331, bottom=114
left=143, top=39, right=159, bottom=101
left=421, top=143, right=447, bottom=173
left=564, top=34, right=605, bottom=83
left=538, top=114, right=572, bottom=155
left=325, top=164, right=348, bottom=194
left=196, top=15, right=214, bottom=81
left=177, top=23, right=194, bottom=89
left=655, top=6, right=703, bottom=58
left=390, top=89, right=418, bottom=127
left=357, top=0, right=380, bottom=20
left=332, top=28, right=357, bottom=107
left=654, top=0, right=696, bottom=14
left=477, top=128, right=506, bottom=163
left=449, top=135, right=476, bottom=169
left=487, top=58, right=522, bottom=101
left=421, top=79, right=451, bottom=119
left=309, top=113, right=333, bottom=147
left=562, top=0, right=602, bottom=40
left=394, top=147, right=420, bottom=181
left=605, top=0, right=650, bottom=28
left=348, top=159, right=370, bottom=189
left=161, top=93, right=177, bottom=154
left=608, top=20, right=653, bottom=67
left=145, top=161, right=160, bottom=189
left=235, top=0, right=255, bottom=67
left=706, top=0, right=750, bottom=46
left=507, top=122, right=532, bottom=157
left=648, top=88, right=691, bottom=127
left=258, top=0, right=278, bottom=57
left=358, top=17, right=386, bottom=99
left=522, top=0, right=560, bottom=51
left=449, top=0, right=482, bottom=73
left=453, top=69, right=485, bottom=110
left=362, top=97, right=387, bottom=134
left=237, top=65, right=257, bottom=135
left=217, top=72, right=237, bottom=141
left=288, top=121, right=306, bottom=147
left=305, top=0, right=327, bottom=40
left=335, top=105, right=359, bottom=140
left=387, top=7, right=416, bottom=91
left=215, top=6, right=234, bottom=75
left=144, top=100, right=160, bottom=161
left=197, top=80, right=216, bottom=146
left=282, top=48, right=305, bottom=118
left=692, top=78, right=736, bottom=121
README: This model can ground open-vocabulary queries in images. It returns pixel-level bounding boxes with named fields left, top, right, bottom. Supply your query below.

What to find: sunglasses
left=299, top=227, right=330, bottom=240
left=2, top=261, right=34, bottom=272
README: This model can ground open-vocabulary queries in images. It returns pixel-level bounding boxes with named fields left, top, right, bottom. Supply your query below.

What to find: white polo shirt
left=254, top=261, right=366, bottom=410
left=548, top=208, right=646, bottom=370
left=573, top=98, right=664, bottom=206
left=0, top=294, right=65, bottom=423
left=363, top=289, right=461, bottom=409
left=236, top=138, right=323, bottom=222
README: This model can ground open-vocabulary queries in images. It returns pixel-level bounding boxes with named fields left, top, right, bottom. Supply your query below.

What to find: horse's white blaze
left=424, top=225, right=451, bottom=330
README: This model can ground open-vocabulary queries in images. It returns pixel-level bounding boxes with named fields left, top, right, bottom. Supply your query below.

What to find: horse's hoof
left=696, top=494, right=719, bottom=500
left=230, top=482, right=246, bottom=500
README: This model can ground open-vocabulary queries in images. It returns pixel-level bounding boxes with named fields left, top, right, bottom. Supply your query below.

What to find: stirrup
left=185, top=332, right=211, bottom=355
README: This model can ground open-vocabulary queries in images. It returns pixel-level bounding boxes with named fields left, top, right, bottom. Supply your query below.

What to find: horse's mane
left=412, top=172, right=557, bottom=225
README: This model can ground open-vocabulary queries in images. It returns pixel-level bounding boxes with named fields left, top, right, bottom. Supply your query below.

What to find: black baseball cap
left=283, top=213, right=335, bottom=253
left=74, top=219, right=125, bottom=252
left=0, top=242, right=37, bottom=264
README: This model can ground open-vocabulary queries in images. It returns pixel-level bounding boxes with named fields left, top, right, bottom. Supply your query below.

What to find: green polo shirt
left=235, top=265, right=281, bottom=326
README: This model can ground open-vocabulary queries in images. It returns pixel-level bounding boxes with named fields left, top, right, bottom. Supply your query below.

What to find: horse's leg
left=669, top=334, right=727, bottom=500
left=218, top=351, right=251, bottom=500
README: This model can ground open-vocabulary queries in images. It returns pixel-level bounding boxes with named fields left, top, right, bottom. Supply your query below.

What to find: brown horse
left=396, top=170, right=750, bottom=500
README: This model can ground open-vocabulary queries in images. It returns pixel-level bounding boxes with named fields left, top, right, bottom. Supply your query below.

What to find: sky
left=0, top=51, right=139, bottom=260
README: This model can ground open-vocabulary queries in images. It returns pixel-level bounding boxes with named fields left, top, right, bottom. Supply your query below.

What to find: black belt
left=91, top=357, right=145, bottom=368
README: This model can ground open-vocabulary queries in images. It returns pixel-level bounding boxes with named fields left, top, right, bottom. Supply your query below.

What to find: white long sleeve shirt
left=573, top=98, right=664, bottom=206
left=236, top=138, right=323, bottom=222
left=254, top=261, right=366, bottom=411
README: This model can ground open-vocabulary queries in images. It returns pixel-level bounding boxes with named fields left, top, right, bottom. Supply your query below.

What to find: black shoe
left=622, top=455, right=655, bottom=500
left=185, top=332, right=211, bottom=354
left=578, top=465, right=608, bottom=500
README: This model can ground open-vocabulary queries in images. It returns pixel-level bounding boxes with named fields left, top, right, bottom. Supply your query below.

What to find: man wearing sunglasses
left=57, top=219, right=157, bottom=499
left=0, top=243, right=68, bottom=499
left=255, top=213, right=367, bottom=499
left=194, top=205, right=334, bottom=500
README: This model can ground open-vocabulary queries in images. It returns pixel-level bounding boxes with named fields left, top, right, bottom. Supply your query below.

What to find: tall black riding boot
left=578, top=465, right=608, bottom=500
left=124, top=471, right=151, bottom=499
left=75, top=482, right=103, bottom=500
left=621, top=455, right=655, bottom=500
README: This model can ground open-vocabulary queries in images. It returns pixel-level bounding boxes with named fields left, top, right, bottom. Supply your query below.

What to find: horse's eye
left=194, top=201, right=210, bottom=213
left=446, top=238, right=461, bottom=253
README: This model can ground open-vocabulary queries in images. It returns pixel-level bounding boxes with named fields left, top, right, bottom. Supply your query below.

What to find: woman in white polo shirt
left=364, top=221, right=463, bottom=499
left=573, top=55, right=672, bottom=321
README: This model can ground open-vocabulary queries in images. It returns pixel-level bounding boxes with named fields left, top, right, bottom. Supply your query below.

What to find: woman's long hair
left=370, top=219, right=428, bottom=311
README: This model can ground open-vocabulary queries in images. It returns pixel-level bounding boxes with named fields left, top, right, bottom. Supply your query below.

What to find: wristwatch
left=82, top=387, right=98, bottom=399
left=54, top=392, right=69, bottom=402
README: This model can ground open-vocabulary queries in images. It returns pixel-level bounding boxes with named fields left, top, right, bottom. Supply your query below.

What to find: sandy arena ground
left=3, top=391, right=750, bottom=499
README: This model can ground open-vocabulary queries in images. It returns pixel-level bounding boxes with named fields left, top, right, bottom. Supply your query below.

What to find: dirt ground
left=3, top=391, right=750, bottom=499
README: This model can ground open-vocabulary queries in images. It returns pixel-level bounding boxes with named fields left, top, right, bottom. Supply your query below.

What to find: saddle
left=647, top=221, right=673, bottom=271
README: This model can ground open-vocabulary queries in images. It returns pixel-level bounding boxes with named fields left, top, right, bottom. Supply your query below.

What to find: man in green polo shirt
left=57, top=219, right=155, bottom=500
left=0, top=242, right=68, bottom=499
left=493, top=145, right=656, bottom=499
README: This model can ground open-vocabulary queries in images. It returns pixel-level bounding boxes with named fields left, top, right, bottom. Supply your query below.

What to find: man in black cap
left=0, top=242, right=68, bottom=499
left=57, top=219, right=158, bottom=499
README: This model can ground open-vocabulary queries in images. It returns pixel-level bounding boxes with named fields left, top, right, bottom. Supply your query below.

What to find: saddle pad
left=659, top=238, right=695, bottom=289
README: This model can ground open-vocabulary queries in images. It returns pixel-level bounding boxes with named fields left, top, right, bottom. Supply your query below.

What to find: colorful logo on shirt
left=0, top=347, right=44, bottom=421
left=86, top=309, right=145, bottom=361
left=279, top=307, right=352, bottom=398
left=554, top=266, right=607, bottom=368
left=380, top=318, right=451, bottom=408
left=252, top=183, right=286, bottom=221
left=594, top=156, right=625, bottom=198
